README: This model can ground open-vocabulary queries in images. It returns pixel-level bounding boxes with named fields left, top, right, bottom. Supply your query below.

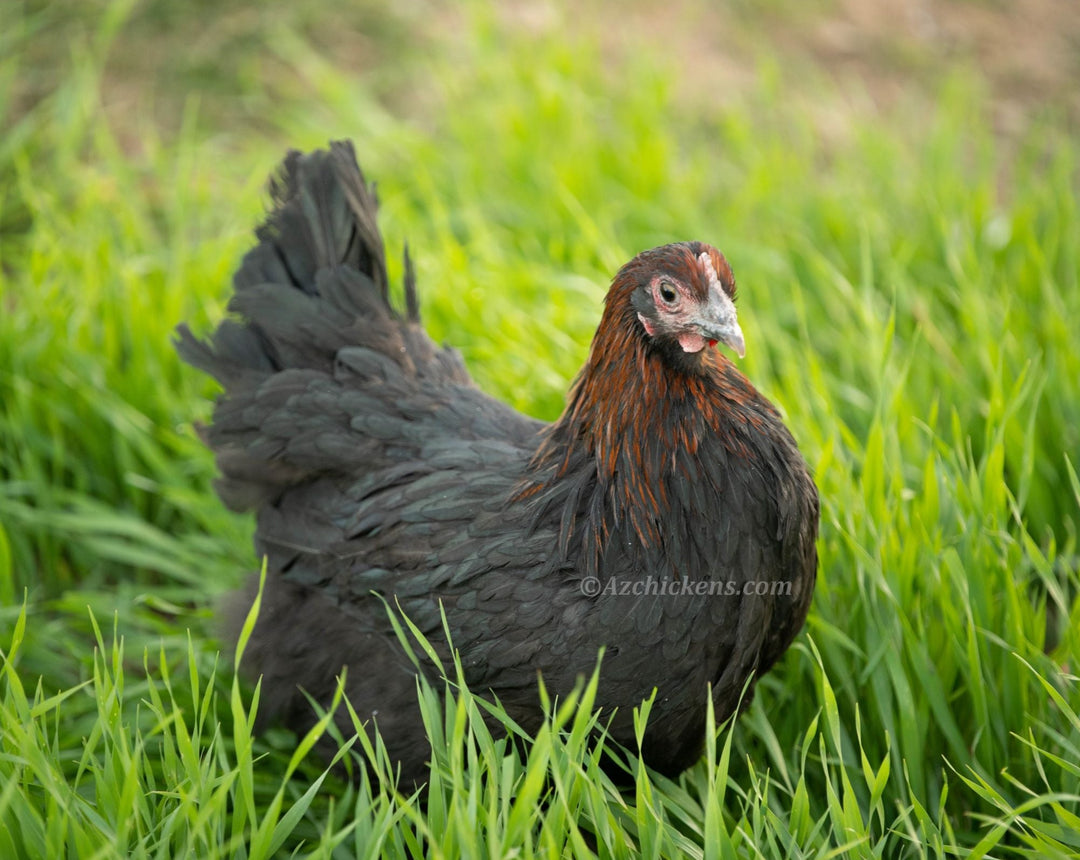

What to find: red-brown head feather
left=521, top=242, right=770, bottom=558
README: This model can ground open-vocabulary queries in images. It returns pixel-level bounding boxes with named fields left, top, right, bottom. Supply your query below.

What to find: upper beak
left=694, top=289, right=745, bottom=358
left=712, top=322, right=746, bottom=358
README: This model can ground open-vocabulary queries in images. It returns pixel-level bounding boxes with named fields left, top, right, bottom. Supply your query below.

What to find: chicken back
left=177, top=141, right=819, bottom=783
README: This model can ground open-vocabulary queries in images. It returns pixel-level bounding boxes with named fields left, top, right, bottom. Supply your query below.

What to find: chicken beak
left=693, top=249, right=746, bottom=358
left=715, top=323, right=746, bottom=359
left=695, top=289, right=746, bottom=358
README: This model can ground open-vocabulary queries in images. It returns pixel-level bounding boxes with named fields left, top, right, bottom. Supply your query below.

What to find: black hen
left=177, top=141, right=819, bottom=783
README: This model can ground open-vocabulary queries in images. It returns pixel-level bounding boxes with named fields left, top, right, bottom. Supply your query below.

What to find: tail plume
left=175, top=140, right=409, bottom=383
left=174, top=141, right=461, bottom=511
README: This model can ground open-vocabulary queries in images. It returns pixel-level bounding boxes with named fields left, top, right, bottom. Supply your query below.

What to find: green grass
left=2, top=0, right=1079, bottom=856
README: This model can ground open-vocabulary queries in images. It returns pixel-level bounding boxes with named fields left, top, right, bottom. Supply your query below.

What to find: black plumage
left=177, top=141, right=819, bottom=783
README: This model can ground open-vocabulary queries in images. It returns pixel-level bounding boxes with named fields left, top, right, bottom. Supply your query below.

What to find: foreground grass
left=2, top=2, right=1079, bottom=856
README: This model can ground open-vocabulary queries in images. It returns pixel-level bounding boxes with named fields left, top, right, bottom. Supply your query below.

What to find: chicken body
left=177, top=142, right=819, bottom=783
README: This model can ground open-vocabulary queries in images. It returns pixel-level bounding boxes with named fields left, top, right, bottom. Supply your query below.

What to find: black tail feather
left=403, top=242, right=420, bottom=323
left=175, top=140, right=488, bottom=511
left=246, top=141, right=387, bottom=301
left=176, top=140, right=405, bottom=383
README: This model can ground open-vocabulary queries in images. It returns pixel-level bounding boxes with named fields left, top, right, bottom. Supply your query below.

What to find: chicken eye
left=659, top=281, right=678, bottom=305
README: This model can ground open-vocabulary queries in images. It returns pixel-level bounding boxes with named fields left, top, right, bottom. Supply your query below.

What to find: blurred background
left=9, top=0, right=1080, bottom=137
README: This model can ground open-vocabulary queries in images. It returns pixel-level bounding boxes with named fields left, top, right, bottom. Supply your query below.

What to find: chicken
left=176, top=141, right=819, bottom=784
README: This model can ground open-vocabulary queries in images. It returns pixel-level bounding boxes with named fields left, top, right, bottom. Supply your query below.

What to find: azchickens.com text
left=579, top=576, right=793, bottom=598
